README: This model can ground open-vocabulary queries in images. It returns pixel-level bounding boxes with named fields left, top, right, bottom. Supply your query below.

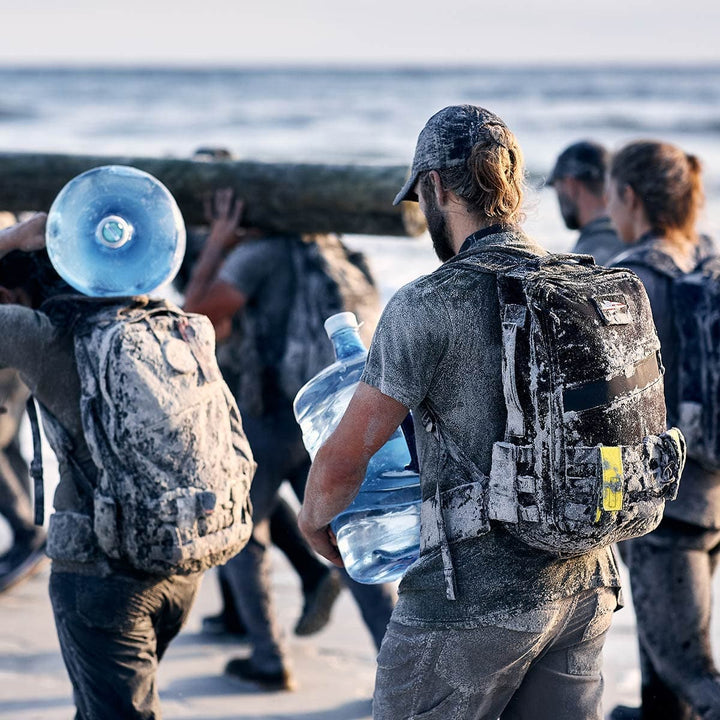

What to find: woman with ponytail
left=608, top=141, right=720, bottom=720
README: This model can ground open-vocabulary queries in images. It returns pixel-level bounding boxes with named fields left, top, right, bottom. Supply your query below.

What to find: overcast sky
left=1, top=0, right=719, bottom=66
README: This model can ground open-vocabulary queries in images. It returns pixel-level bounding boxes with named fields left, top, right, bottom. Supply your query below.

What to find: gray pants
left=373, top=587, right=616, bottom=720
left=621, top=519, right=720, bottom=720
left=50, top=568, right=200, bottom=720
left=225, top=407, right=394, bottom=672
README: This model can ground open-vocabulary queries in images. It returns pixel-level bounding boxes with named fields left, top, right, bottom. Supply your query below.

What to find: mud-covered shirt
left=0, top=304, right=94, bottom=519
left=361, top=226, right=622, bottom=628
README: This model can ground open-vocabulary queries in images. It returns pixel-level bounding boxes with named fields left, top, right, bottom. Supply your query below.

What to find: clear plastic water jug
left=294, top=311, right=421, bottom=584
left=46, top=165, right=186, bottom=297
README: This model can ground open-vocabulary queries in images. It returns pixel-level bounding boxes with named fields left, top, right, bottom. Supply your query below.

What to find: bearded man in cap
left=548, top=140, right=624, bottom=266
left=299, top=106, right=622, bottom=720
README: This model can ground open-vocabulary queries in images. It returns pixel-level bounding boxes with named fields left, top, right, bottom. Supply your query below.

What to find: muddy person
left=299, top=105, right=632, bottom=720
left=608, top=141, right=720, bottom=720
left=0, top=215, right=47, bottom=593
left=0, top=214, right=255, bottom=720
left=547, top=140, right=624, bottom=266
left=183, top=189, right=396, bottom=691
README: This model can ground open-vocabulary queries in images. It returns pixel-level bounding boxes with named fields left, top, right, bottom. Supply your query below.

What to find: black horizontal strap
left=563, top=352, right=660, bottom=413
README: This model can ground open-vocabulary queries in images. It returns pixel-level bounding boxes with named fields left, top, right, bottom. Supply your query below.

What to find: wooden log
left=0, top=152, right=426, bottom=237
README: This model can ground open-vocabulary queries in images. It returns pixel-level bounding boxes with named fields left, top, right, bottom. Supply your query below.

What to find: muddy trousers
left=621, top=520, right=720, bottom=720
left=223, top=408, right=395, bottom=673
left=49, top=569, right=200, bottom=720
left=373, top=587, right=617, bottom=720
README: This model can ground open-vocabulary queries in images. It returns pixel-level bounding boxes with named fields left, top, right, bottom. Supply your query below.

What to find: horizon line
left=1, top=58, right=719, bottom=71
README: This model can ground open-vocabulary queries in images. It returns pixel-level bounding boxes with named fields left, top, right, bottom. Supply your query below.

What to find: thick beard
left=425, top=192, right=455, bottom=262
left=558, top=193, right=580, bottom=231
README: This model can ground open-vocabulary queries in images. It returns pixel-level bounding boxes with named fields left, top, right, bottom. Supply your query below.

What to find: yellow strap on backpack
left=600, top=446, right=624, bottom=515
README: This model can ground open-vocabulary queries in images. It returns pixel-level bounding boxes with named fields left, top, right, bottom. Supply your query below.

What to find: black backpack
left=434, top=247, right=686, bottom=556
left=279, top=234, right=380, bottom=400
left=613, top=244, right=720, bottom=471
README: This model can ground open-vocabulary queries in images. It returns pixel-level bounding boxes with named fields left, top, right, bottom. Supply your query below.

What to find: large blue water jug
left=294, top=311, right=421, bottom=584
left=46, top=165, right=186, bottom=297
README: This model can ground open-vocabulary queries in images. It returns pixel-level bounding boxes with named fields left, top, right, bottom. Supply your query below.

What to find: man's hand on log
left=204, top=188, right=245, bottom=251
left=10, top=213, right=47, bottom=252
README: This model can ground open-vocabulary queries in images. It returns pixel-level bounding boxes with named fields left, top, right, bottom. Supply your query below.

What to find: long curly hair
left=427, top=122, right=526, bottom=225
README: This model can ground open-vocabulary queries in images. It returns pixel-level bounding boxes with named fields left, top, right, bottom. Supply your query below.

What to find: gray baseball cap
left=547, top=140, right=609, bottom=186
left=393, top=105, right=508, bottom=206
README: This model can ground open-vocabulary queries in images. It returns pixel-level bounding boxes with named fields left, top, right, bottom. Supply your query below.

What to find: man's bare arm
left=182, top=189, right=246, bottom=337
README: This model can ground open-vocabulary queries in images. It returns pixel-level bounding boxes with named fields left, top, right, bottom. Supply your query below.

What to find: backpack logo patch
left=592, top=294, right=632, bottom=325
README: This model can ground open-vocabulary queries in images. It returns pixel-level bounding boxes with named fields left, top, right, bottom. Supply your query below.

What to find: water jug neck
left=331, top=326, right=366, bottom=360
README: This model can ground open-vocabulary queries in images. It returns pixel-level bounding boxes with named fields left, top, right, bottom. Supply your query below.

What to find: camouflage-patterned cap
left=547, top=140, right=609, bottom=186
left=393, top=105, right=508, bottom=206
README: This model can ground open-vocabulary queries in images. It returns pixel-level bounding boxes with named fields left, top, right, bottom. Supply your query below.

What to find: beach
left=2, top=63, right=720, bottom=718
left=3, top=537, right=716, bottom=720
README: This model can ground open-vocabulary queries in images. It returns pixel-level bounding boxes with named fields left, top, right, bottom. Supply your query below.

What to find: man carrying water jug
left=300, top=105, right=686, bottom=719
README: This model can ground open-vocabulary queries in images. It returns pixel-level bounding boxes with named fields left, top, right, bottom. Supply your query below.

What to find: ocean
left=2, top=64, right=720, bottom=302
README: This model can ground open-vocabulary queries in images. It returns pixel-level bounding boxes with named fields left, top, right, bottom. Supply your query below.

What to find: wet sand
left=0, top=548, right=716, bottom=720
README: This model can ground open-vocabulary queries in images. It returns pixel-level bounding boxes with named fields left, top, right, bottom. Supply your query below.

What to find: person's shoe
left=0, top=534, right=47, bottom=594
left=224, top=658, right=296, bottom=691
left=201, top=612, right=248, bottom=639
left=609, top=705, right=642, bottom=720
left=294, top=568, right=343, bottom=636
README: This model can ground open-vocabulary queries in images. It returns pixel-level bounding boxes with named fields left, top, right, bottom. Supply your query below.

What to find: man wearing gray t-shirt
left=183, top=191, right=395, bottom=691
left=300, top=106, right=622, bottom=719
left=0, top=217, right=202, bottom=720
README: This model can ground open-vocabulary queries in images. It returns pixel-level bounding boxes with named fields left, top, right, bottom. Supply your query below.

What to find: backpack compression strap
left=25, top=398, right=44, bottom=526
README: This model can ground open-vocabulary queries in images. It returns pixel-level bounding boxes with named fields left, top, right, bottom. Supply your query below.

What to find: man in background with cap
left=299, top=105, right=621, bottom=719
left=548, top=140, right=624, bottom=266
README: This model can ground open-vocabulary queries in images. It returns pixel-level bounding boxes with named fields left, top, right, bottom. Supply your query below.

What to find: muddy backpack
left=279, top=234, right=380, bottom=400
left=437, top=247, right=686, bottom=556
left=32, top=296, right=255, bottom=576
left=613, top=245, right=720, bottom=471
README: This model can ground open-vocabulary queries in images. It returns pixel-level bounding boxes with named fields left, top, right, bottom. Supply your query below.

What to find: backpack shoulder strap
left=25, top=397, right=44, bottom=526
left=611, top=245, right=683, bottom=279
left=25, top=396, right=97, bottom=526
left=449, top=245, right=594, bottom=279
left=417, top=401, right=490, bottom=601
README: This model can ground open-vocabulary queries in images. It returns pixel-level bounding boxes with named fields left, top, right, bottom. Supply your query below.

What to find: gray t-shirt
left=218, top=235, right=295, bottom=369
left=217, top=236, right=296, bottom=415
left=361, top=226, right=621, bottom=628
left=0, top=304, right=92, bottom=516
left=573, top=216, right=625, bottom=267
